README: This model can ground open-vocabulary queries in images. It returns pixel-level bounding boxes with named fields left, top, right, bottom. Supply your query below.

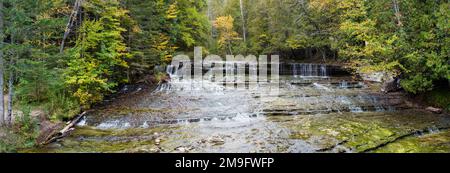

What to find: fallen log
left=425, top=107, right=443, bottom=114
left=41, top=111, right=88, bottom=145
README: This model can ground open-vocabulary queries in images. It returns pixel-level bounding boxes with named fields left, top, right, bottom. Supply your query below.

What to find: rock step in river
left=23, top=63, right=450, bottom=153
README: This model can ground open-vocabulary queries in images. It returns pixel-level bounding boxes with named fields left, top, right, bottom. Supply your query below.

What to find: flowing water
left=24, top=62, right=450, bottom=153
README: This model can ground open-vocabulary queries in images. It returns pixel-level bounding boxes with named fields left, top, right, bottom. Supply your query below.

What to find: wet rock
left=207, top=136, right=225, bottom=146
left=426, top=107, right=443, bottom=114
left=381, top=78, right=401, bottom=93
left=47, top=142, right=62, bottom=149
left=155, top=138, right=161, bottom=145
left=149, top=147, right=162, bottom=153
left=404, top=100, right=421, bottom=108
left=175, top=146, right=193, bottom=152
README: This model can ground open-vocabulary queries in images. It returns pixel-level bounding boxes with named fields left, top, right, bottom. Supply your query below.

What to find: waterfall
left=338, top=96, right=364, bottom=113
left=293, top=64, right=298, bottom=77
left=349, top=106, right=364, bottom=113
left=340, top=80, right=348, bottom=89
left=320, top=65, right=327, bottom=77
left=291, top=63, right=329, bottom=77
left=166, top=65, right=176, bottom=76
left=370, top=96, right=386, bottom=112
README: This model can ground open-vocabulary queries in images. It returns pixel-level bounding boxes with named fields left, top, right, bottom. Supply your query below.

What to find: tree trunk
left=6, top=51, right=15, bottom=126
left=60, top=0, right=83, bottom=53
left=228, top=42, right=233, bottom=55
left=0, top=1, right=4, bottom=126
left=6, top=30, right=15, bottom=126
left=392, top=0, right=403, bottom=27
left=320, top=48, right=326, bottom=62
left=239, top=0, right=247, bottom=43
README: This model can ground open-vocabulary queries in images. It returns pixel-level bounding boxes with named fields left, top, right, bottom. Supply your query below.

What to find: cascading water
left=291, top=63, right=329, bottom=78
left=340, top=80, right=348, bottom=89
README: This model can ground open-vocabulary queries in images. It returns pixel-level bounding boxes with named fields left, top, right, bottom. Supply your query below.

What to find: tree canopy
left=0, top=0, right=448, bottom=123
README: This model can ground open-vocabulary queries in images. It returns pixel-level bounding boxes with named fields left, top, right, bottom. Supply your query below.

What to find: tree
left=239, top=0, right=246, bottom=43
left=0, top=0, right=4, bottom=126
left=214, top=15, right=241, bottom=54
left=65, top=0, right=130, bottom=107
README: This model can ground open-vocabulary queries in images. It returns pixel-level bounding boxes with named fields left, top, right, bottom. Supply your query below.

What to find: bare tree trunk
left=6, top=32, right=15, bottom=126
left=228, top=42, right=233, bottom=55
left=239, top=0, right=247, bottom=43
left=321, top=49, right=326, bottom=62
left=6, top=27, right=16, bottom=126
left=60, top=0, right=83, bottom=53
left=392, top=0, right=403, bottom=27
left=6, top=57, right=13, bottom=126
left=0, top=1, right=4, bottom=126
left=207, top=0, right=214, bottom=37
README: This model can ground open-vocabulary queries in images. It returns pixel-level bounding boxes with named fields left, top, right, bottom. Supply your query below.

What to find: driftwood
left=41, top=111, right=88, bottom=145
left=425, top=107, right=443, bottom=114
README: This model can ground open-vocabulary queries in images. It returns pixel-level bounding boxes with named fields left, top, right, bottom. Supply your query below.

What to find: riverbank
left=0, top=72, right=164, bottom=152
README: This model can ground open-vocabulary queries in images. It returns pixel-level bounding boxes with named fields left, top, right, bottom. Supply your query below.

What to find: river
left=24, top=62, right=450, bottom=153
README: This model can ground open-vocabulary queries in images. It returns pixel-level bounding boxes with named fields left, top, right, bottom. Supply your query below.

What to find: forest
left=0, top=0, right=449, bottom=152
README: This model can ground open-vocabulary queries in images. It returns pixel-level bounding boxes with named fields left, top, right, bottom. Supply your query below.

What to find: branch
left=41, top=111, right=88, bottom=145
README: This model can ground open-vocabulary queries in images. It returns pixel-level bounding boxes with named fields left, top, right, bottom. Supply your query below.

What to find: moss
left=73, top=126, right=173, bottom=137
left=275, top=111, right=450, bottom=153
left=20, top=125, right=177, bottom=153
left=22, top=138, right=157, bottom=153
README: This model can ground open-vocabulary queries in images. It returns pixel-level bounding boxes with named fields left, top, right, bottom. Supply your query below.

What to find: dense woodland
left=0, top=0, right=448, bottom=150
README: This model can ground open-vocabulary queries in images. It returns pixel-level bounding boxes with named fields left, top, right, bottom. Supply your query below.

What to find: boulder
left=360, top=72, right=386, bottom=83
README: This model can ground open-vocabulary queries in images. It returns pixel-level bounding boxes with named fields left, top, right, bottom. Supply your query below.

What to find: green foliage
left=1, top=0, right=448, bottom=124
left=400, top=74, right=434, bottom=94
left=425, top=88, right=450, bottom=111
left=0, top=106, right=39, bottom=152
left=15, top=106, right=39, bottom=148
left=124, top=0, right=210, bottom=72
left=65, top=1, right=130, bottom=107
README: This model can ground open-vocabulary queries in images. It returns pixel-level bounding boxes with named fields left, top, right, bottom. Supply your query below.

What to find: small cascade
left=338, top=96, right=364, bottom=113
left=154, top=83, right=171, bottom=92
left=320, top=65, right=327, bottom=77
left=340, top=80, right=348, bottom=89
left=349, top=106, right=364, bottom=113
left=370, top=96, right=386, bottom=112
left=291, top=64, right=329, bottom=77
left=166, top=64, right=176, bottom=77
left=293, top=64, right=299, bottom=77
left=76, top=116, right=87, bottom=127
